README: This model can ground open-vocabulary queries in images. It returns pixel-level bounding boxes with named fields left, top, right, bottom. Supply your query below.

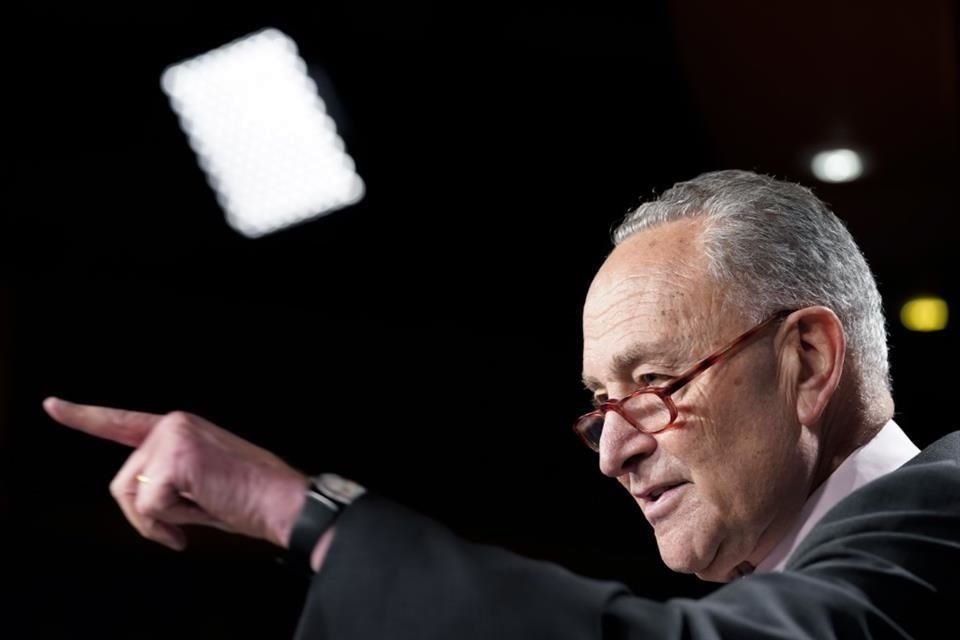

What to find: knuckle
left=163, top=410, right=194, bottom=428
left=157, top=411, right=196, bottom=439
left=138, top=499, right=163, bottom=519
left=139, top=520, right=163, bottom=541
left=109, top=476, right=125, bottom=498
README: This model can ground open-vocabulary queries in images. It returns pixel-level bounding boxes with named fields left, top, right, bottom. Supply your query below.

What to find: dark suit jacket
left=295, top=432, right=959, bottom=638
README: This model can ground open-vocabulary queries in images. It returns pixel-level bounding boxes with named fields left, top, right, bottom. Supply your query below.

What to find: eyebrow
left=581, top=340, right=679, bottom=391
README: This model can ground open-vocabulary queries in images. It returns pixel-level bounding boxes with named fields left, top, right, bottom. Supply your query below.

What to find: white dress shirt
left=755, top=420, right=920, bottom=573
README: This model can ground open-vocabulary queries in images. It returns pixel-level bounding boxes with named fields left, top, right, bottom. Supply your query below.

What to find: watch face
left=317, top=474, right=366, bottom=504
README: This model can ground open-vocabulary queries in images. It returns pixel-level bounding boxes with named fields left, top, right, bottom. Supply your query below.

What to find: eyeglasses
left=574, top=309, right=794, bottom=451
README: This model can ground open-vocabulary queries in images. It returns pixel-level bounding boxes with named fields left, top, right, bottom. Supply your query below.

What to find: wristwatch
left=288, top=473, right=366, bottom=567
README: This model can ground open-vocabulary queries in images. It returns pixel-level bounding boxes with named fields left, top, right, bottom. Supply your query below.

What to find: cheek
left=685, top=415, right=798, bottom=531
left=662, top=408, right=773, bottom=517
left=689, top=370, right=790, bottom=468
left=687, top=450, right=746, bottom=517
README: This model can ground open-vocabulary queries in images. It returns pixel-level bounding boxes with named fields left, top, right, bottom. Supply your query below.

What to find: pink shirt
left=755, top=420, right=919, bottom=572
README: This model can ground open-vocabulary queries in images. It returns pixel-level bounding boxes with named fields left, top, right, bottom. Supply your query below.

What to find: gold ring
left=135, top=474, right=151, bottom=484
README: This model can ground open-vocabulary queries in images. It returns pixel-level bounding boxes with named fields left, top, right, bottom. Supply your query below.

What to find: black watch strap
left=288, top=474, right=365, bottom=568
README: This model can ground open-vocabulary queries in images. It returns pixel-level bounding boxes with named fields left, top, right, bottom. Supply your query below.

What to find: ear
left=780, top=307, right=846, bottom=427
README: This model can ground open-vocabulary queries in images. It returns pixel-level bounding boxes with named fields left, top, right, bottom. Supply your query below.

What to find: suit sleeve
left=294, top=445, right=959, bottom=639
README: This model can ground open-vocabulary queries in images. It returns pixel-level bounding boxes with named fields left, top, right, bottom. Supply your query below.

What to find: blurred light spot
left=161, top=28, right=365, bottom=238
left=900, top=296, right=949, bottom=332
left=810, top=148, right=863, bottom=183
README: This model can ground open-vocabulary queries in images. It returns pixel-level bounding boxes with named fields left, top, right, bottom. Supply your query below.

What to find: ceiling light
left=810, top=148, right=863, bottom=183
left=161, top=28, right=365, bottom=238
left=900, top=296, right=949, bottom=332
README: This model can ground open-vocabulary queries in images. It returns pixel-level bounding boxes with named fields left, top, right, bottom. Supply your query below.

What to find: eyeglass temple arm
left=662, top=309, right=795, bottom=395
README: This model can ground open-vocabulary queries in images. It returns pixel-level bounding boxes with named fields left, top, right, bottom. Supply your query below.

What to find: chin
left=655, top=526, right=731, bottom=581
left=694, top=564, right=739, bottom=583
left=658, top=552, right=697, bottom=575
left=656, top=538, right=707, bottom=575
left=659, top=546, right=737, bottom=582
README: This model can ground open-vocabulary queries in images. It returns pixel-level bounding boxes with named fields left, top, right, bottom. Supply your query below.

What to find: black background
left=3, top=3, right=957, bottom=638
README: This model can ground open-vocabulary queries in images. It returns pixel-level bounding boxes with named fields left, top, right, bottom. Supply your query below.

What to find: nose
left=598, top=409, right=658, bottom=478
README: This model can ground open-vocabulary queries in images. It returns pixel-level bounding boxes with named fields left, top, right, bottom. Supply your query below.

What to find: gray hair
left=614, top=169, right=890, bottom=398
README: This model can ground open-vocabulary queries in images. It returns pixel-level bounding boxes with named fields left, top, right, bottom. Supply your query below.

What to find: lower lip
left=640, top=483, right=690, bottom=524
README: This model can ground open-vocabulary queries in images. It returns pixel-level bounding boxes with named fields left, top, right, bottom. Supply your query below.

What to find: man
left=45, top=170, right=958, bottom=638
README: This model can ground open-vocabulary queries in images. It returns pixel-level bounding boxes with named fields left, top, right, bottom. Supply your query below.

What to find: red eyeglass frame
left=574, top=309, right=795, bottom=451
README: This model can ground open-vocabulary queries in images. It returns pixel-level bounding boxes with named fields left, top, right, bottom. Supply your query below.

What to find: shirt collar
left=754, top=419, right=919, bottom=573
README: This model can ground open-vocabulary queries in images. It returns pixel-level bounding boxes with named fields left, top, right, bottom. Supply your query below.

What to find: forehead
left=582, top=219, right=722, bottom=378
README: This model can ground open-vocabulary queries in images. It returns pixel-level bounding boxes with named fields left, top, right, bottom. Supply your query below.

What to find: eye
left=591, top=394, right=608, bottom=408
left=637, top=372, right=670, bottom=387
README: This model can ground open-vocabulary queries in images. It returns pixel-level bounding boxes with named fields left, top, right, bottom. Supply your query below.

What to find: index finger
left=43, top=397, right=160, bottom=447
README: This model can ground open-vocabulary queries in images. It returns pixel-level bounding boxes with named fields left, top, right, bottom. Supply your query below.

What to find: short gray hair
left=614, top=169, right=890, bottom=397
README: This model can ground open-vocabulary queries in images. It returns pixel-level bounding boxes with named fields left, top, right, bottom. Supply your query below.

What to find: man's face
left=581, top=219, right=813, bottom=582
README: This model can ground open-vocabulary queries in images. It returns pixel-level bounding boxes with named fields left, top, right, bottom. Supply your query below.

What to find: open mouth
left=638, top=481, right=691, bottom=524
left=645, top=481, right=687, bottom=502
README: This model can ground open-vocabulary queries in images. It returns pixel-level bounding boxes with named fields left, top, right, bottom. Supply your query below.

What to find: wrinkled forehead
left=582, top=221, right=726, bottom=372
left=586, top=220, right=713, bottom=320
left=583, top=263, right=709, bottom=354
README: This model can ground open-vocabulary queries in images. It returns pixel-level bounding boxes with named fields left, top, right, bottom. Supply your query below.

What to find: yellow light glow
left=900, top=297, right=949, bottom=332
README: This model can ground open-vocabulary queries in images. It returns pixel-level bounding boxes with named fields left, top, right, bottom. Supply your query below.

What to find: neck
left=809, top=376, right=892, bottom=495
left=730, top=376, right=893, bottom=583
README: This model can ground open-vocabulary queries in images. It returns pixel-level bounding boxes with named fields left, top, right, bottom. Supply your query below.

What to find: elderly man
left=45, top=171, right=958, bottom=638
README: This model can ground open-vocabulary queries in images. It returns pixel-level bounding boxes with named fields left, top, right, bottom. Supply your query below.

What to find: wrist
left=287, top=474, right=365, bottom=569
left=264, top=468, right=311, bottom=549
